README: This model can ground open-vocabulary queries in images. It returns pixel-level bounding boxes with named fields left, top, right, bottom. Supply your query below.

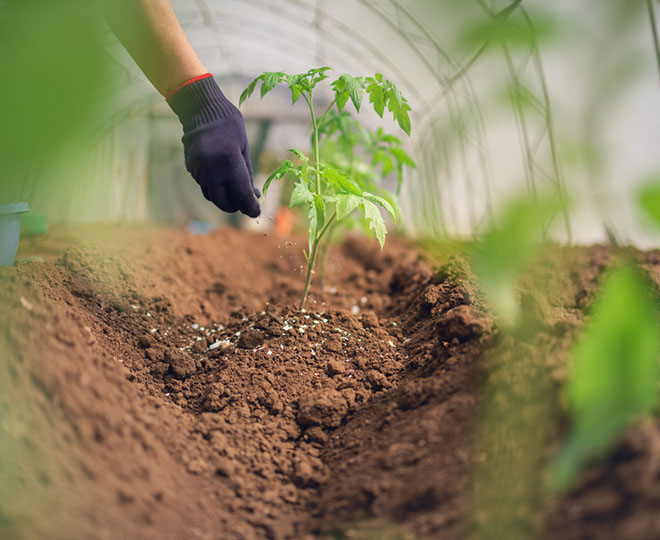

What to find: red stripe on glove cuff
left=166, top=73, right=213, bottom=101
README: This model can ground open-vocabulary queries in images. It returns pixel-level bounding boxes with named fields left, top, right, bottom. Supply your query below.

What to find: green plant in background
left=240, top=68, right=413, bottom=308
left=551, top=264, right=660, bottom=492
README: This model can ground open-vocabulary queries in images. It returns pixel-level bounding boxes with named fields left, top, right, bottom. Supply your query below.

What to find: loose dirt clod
left=297, top=389, right=349, bottom=428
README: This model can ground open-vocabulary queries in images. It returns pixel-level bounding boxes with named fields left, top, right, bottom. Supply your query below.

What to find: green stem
left=302, top=92, right=322, bottom=193
left=299, top=212, right=337, bottom=310
left=317, top=97, right=338, bottom=130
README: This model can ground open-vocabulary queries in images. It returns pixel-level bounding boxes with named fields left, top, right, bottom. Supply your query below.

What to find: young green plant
left=240, top=68, right=413, bottom=309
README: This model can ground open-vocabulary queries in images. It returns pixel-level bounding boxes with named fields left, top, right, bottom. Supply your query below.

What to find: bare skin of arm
left=101, top=0, right=207, bottom=97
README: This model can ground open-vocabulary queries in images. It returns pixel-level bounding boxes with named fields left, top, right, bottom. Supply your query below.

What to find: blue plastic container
left=0, top=202, right=29, bottom=266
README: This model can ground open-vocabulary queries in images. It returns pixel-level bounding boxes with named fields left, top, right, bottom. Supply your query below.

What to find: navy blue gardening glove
left=168, top=75, right=261, bottom=217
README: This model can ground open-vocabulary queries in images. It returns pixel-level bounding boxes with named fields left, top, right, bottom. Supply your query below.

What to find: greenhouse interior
left=2, top=1, right=660, bottom=539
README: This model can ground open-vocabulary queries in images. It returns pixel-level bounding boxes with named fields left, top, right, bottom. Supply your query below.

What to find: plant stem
left=302, top=92, right=322, bottom=193
left=299, top=211, right=337, bottom=310
left=317, top=97, right=338, bottom=129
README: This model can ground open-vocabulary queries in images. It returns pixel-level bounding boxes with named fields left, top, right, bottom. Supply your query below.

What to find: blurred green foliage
left=0, top=0, right=108, bottom=197
left=638, top=177, right=660, bottom=227
left=472, top=197, right=560, bottom=326
left=552, top=264, right=660, bottom=491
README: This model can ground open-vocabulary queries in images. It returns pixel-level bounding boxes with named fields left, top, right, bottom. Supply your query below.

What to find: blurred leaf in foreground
left=638, top=177, right=660, bottom=228
left=551, top=264, right=660, bottom=492
left=472, top=197, right=560, bottom=326
left=0, top=0, right=108, bottom=186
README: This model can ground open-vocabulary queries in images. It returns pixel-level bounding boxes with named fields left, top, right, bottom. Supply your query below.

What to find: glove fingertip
left=245, top=202, right=261, bottom=218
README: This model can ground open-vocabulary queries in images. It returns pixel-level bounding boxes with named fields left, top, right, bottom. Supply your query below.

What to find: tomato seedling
left=240, top=68, right=413, bottom=309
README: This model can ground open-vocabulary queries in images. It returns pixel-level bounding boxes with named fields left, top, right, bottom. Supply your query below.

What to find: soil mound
left=2, top=227, right=660, bottom=539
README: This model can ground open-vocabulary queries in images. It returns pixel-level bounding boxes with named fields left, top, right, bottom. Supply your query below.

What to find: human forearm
left=101, top=0, right=206, bottom=97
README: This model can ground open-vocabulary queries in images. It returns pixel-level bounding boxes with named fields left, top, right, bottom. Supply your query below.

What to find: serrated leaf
left=361, top=199, right=387, bottom=249
left=332, top=74, right=365, bottom=113
left=290, top=85, right=302, bottom=104
left=395, top=105, right=412, bottom=136
left=363, top=191, right=396, bottom=220
left=261, top=71, right=283, bottom=97
left=308, top=67, right=332, bottom=90
left=332, top=77, right=349, bottom=111
left=263, top=159, right=293, bottom=195
left=335, top=194, right=362, bottom=220
left=343, top=74, right=365, bottom=111
left=289, top=180, right=314, bottom=208
left=366, top=82, right=385, bottom=117
left=239, top=77, right=260, bottom=106
left=322, top=165, right=362, bottom=195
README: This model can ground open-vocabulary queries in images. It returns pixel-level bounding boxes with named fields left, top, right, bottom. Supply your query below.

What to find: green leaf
left=374, top=150, right=394, bottom=177
left=322, top=165, right=362, bottom=195
left=472, top=197, right=562, bottom=325
left=307, top=67, right=332, bottom=90
left=263, top=159, right=293, bottom=195
left=332, top=74, right=365, bottom=112
left=239, top=77, right=259, bottom=106
left=286, top=73, right=307, bottom=104
left=335, top=193, right=362, bottom=220
left=390, top=146, right=416, bottom=168
left=363, top=191, right=396, bottom=220
left=260, top=71, right=284, bottom=98
left=366, top=76, right=412, bottom=135
left=331, top=76, right=349, bottom=111
left=289, top=180, right=314, bottom=208
left=366, top=81, right=386, bottom=117
left=288, top=148, right=309, bottom=162
left=361, top=199, right=387, bottom=249
left=638, top=179, right=660, bottom=228
left=290, top=85, right=302, bottom=104
left=551, top=264, right=660, bottom=492
left=395, top=105, right=412, bottom=136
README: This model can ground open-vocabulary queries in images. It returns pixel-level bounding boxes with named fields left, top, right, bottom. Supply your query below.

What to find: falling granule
left=351, top=305, right=360, bottom=315
left=360, top=296, right=368, bottom=304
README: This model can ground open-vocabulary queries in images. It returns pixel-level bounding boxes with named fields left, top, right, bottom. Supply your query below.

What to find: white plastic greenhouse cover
left=39, top=1, right=660, bottom=246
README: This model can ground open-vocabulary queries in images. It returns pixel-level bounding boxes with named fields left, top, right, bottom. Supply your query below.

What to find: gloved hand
left=167, top=75, right=261, bottom=217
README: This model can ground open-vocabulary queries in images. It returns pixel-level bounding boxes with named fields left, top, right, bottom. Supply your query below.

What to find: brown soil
left=1, top=226, right=659, bottom=540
